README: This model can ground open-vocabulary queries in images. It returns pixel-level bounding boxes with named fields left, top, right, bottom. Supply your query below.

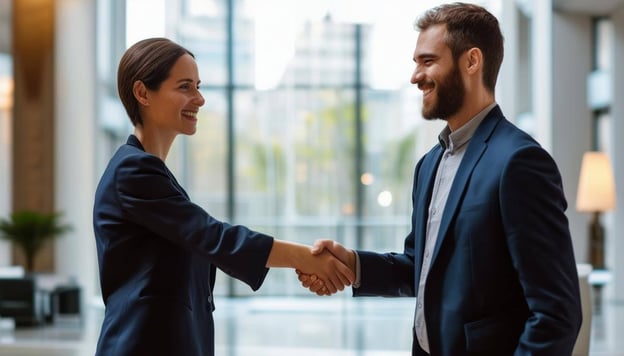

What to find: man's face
left=411, top=24, right=465, bottom=120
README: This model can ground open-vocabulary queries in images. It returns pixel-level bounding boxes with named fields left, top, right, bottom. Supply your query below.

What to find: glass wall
left=96, top=0, right=499, bottom=296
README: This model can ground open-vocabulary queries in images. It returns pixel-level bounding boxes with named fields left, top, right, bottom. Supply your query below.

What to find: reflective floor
left=0, top=295, right=622, bottom=355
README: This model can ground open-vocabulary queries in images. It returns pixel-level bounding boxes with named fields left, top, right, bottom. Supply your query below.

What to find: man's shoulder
left=491, top=115, right=539, bottom=147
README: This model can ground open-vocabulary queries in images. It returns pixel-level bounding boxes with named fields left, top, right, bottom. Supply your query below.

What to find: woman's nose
left=195, top=91, right=205, bottom=106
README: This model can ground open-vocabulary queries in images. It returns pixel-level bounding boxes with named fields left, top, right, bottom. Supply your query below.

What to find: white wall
left=497, top=0, right=519, bottom=121
left=526, top=1, right=591, bottom=263
left=610, top=4, right=624, bottom=301
left=532, top=0, right=554, bottom=152
left=551, top=12, right=593, bottom=264
left=54, top=0, right=98, bottom=309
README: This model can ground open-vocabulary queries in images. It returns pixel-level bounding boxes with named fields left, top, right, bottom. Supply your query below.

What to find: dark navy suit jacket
left=354, top=106, right=582, bottom=355
left=93, top=135, right=274, bottom=356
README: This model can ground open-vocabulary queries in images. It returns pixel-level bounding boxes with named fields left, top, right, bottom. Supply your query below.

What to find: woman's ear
left=133, top=80, right=149, bottom=106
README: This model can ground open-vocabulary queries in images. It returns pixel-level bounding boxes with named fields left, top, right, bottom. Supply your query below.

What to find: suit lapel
left=430, top=107, right=502, bottom=265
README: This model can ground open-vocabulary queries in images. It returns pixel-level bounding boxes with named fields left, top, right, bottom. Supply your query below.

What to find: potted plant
left=0, top=210, right=72, bottom=272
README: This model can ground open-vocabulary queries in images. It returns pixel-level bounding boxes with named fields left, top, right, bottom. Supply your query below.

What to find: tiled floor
left=0, top=295, right=622, bottom=355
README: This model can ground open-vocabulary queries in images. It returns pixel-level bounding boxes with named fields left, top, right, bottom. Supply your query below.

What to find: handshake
left=294, top=240, right=356, bottom=296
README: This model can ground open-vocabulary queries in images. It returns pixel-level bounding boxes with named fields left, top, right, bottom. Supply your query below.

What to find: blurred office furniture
left=50, top=285, right=81, bottom=324
left=576, top=151, right=617, bottom=313
left=0, top=268, right=81, bottom=327
left=0, top=276, right=40, bottom=326
left=573, top=263, right=593, bottom=356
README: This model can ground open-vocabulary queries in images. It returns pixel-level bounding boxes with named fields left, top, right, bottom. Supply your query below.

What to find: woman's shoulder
left=112, top=143, right=164, bottom=168
left=97, top=144, right=167, bottom=189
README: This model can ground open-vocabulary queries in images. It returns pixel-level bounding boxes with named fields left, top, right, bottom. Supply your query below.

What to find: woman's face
left=142, top=53, right=205, bottom=135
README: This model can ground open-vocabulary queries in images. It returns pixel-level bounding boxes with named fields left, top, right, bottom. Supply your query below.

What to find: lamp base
left=589, top=211, right=605, bottom=271
left=589, top=269, right=612, bottom=316
left=592, top=284, right=603, bottom=315
left=588, top=212, right=607, bottom=314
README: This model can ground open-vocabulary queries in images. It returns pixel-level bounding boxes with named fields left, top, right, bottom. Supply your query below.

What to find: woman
left=93, top=37, right=353, bottom=356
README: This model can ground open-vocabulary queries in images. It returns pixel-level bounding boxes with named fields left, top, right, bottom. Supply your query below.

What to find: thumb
left=310, top=239, right=333, bottom=255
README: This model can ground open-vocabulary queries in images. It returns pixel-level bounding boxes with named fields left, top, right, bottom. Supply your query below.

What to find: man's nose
left=411, top=70, right=425, bottom=85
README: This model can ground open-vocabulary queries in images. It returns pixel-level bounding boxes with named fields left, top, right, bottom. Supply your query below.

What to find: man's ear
left=133, top=80, right=149, bottom=106
left=465, top=47, right=483, bottom=75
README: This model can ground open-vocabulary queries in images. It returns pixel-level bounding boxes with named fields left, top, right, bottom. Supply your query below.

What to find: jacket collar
left=126, top=134, right=145, bottom=151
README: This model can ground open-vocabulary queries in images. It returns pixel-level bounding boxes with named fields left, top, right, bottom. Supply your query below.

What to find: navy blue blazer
left=355, top=106, right=582, bottom=355
left=93, top=135, right=274, bottom=356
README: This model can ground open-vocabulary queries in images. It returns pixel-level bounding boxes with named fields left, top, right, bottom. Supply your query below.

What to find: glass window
left=184, top=90, right=229, bottom=218
left=178, top=18, right=228, bottom=86
left=235, top=89, right=355, bottom=219
left=126, top=0, right=167, bottom=46
left=107, top=0, right=491, bottom=297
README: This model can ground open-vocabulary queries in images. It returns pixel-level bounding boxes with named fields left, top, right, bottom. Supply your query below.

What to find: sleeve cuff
left=353, top=251, right=361, bottom=289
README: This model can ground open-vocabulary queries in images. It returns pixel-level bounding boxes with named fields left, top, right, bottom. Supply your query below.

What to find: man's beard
left=422, top=62, right=465, bottom=121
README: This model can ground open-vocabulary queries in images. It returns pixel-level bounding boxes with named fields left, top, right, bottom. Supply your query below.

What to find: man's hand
left=303, top=247, right=354, bottom=294
left=296, top=239, right=356, bottom=296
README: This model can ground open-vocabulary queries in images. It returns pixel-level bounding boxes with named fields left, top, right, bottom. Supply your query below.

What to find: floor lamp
left=576, top=151, right=616, bottom=313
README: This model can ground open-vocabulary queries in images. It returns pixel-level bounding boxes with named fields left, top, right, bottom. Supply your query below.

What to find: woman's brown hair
left=117, top=38, right=194, bottom=126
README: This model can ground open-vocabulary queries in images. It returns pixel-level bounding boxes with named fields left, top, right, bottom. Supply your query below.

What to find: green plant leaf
left=0, top=210, right=72, bottom=271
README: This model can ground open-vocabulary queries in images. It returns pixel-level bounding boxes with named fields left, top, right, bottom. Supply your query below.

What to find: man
left=300, top=3, right=582, bottom=355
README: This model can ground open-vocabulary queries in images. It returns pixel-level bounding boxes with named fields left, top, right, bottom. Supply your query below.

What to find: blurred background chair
left=573, top=263, right=593, bottom=356
left=0, top=276, right=41, bottom=326
left=50, top=285, right=81, bottom=324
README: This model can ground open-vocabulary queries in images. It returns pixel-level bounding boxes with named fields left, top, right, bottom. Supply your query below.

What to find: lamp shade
left=576, top=151, right=617, bottom=212
left=0, top=77, right=13, bottom=110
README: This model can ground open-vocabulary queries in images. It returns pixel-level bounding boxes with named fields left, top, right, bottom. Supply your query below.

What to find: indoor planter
left=0, top=210, right=72, bottom=272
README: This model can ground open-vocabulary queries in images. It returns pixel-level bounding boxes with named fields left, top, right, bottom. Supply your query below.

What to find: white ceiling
left=553, top=0, right=624, bottom=15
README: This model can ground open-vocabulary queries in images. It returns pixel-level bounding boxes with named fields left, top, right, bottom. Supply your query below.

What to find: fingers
left=324, top=273, right=339, bottom=294
left=320, top=252, right=343, bottom=293
left=314, top=240, right=354, bottom=274
left=337, top=252, right=356, bottom=285
left=336, top=266, right=353, bottom=287
left=318, top=250, right=355, bottom=293
left=321, top=248, right=355, bottom=286
left=297, top=271, right=331, bottom=295
left=311, top=280, right=328, bottom=295
left=310, top=239, right=335, bottom=255
left=298, top=240, right=356, bottom=296
left=298, top=271, right=316, bottom=288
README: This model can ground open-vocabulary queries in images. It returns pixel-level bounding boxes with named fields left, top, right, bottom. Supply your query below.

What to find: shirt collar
left=438, top=102, right=497, bottom=153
